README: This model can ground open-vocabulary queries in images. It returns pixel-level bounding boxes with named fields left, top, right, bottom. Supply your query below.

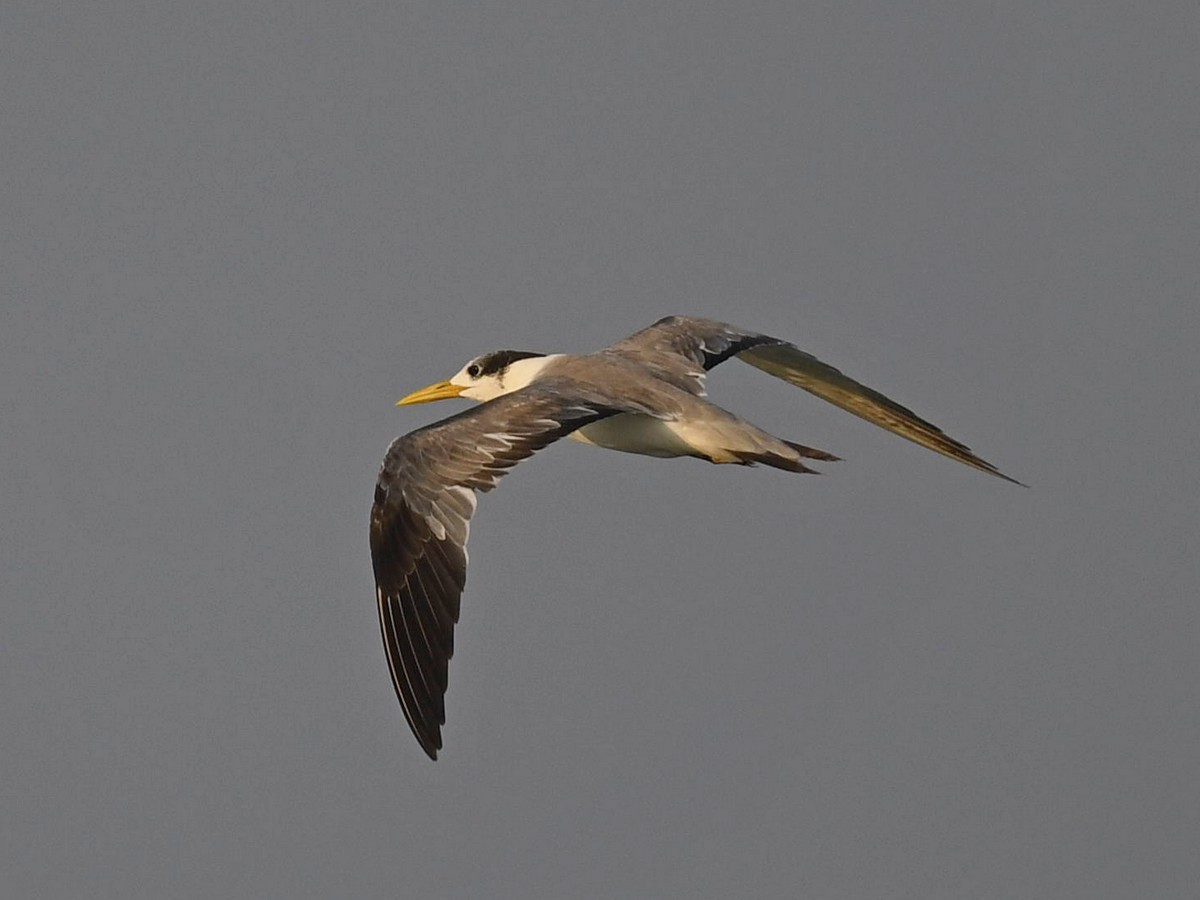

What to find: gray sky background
left=3, top=3, right=1198, bottom=898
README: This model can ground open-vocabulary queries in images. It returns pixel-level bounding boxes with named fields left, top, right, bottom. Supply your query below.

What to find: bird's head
left=397, top=350, right=550, bottom=405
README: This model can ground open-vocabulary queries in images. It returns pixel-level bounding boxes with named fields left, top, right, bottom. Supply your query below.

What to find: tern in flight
left=371, top=316, right=1020, bottom=758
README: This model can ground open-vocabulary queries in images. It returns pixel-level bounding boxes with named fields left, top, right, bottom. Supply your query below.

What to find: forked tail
left=726, top=439, right=841, bottom=473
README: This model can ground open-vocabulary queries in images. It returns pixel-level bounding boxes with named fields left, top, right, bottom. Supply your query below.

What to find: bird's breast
left=571, top=414, right=699, bottom=459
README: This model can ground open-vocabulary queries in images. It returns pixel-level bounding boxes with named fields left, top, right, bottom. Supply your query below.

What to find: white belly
left=571, top=414, right=698, bottom=459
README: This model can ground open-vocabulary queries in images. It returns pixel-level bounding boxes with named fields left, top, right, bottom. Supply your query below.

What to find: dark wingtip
left=414, top=727, right=442, bottom=760
left=994, top=471, right=1029, bottom=488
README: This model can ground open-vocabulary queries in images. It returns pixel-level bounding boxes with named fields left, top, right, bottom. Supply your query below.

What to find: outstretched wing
left=371, top=380, right=635, bottom=759
left=608, top=316, right=1022, bottom=484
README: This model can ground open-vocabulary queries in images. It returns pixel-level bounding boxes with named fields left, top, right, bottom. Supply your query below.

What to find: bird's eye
left=466, top=364, right=482, bottom=378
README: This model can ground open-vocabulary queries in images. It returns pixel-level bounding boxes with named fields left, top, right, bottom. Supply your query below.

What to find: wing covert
left=603, top=315, right=781, bottom=393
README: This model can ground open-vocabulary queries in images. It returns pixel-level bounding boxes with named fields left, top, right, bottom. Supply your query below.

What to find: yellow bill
left=396, top=380, right=466, bottom=406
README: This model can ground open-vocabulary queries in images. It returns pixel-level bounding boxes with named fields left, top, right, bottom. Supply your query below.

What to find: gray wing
left=370, top=380, right=640, bottom=759
left=608, top=316, right=1022, bottom=484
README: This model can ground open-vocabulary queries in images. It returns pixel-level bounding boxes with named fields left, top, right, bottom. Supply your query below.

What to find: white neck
left=499, top=354, right=562, bottom=393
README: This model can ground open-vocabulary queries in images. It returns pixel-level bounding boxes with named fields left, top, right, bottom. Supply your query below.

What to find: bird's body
left=371, top=316, right=1020, bottom=759
left=473, top=351, right=829, bottom=468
